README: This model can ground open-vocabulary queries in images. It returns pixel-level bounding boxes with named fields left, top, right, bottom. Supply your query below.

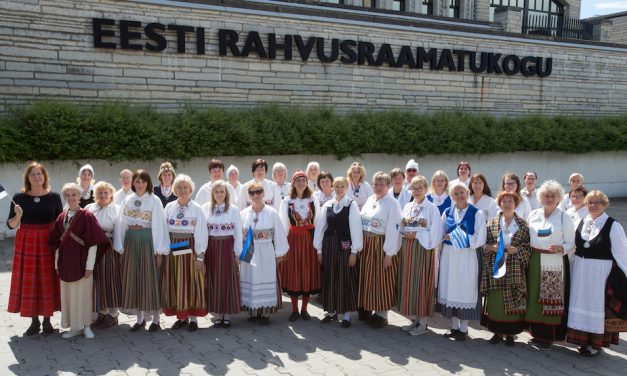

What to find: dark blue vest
left=443, top=204, right=478, bottom=246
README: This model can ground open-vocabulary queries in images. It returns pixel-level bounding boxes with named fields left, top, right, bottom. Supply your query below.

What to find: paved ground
left=1, top=200, right=626, bottom=376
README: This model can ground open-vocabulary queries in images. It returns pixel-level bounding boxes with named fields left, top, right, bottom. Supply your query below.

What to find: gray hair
left=372, top=171, right=391, bottom=186
left=448, top=181, right=470, bottom=196
left=272, top=162, right=287, bottom=180
left=173, top=173, right=196, bottom=194
left=537, top=180, right=564, bottom=202
left=62, top=182, right=81, bottom=196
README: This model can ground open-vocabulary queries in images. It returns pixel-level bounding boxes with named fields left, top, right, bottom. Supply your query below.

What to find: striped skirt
left=280, top=226, right=321, bottom=296
left=8, top=223, right=60, bottom=317
left=397, top=238, right=435, bottom=317
left=93, top=244, right=123, bottom=312
left=162, top=233, right=208, bottom=318
left=358, top=233, right=398, bottom=311
left=206, top=236, right=240, bottom=315
left=121, top=228, right=161, bottom=311
left=319, top=234, right=358, bottom=314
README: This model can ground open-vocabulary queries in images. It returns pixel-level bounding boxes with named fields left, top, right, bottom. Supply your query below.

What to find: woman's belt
left=128, top=224, right=150, bottom=230
left=532, top=247, right=554, bottom=254
left=364, top=231, right=384, bottom=238
left=210, top=235, right=233, bottom=240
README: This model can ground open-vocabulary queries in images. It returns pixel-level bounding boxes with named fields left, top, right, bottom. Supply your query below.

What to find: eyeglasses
left=504, top=182, right=516, bottom=187
left=248, top=190, right=264, bottom=196
left=406, top=168, right=417, bottom=173
left=587, top=201, right=603, bottom=206
left=570, top=195, right=585, bottom=199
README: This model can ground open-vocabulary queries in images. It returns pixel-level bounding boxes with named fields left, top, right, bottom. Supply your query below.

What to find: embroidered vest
left=575, top=217, right=614, bottom=261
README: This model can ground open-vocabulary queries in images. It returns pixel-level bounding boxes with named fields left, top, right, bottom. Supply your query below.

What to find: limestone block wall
left=0, top=0, right=627, bottom=115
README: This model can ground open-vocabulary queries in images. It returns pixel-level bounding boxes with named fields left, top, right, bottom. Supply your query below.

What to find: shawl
left=480, top=213, right=531, bottom=315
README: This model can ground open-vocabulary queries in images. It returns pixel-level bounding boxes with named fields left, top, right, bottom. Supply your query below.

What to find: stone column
left=494, top=6, right=523, bottom=33
left=344, top=0, right=365, bottom=6
left=459, top=0, right=475, bottom=20
left=589, top=19, right=613, bottom=42
left=474, top=0, right=490, bottom=21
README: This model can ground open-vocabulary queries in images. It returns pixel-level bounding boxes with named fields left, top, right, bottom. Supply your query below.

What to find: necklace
left=583, top=219, right=594, bottom=248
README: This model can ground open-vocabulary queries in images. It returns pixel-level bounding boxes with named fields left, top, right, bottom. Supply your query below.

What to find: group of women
left=6, top=159, right=626, bottom=358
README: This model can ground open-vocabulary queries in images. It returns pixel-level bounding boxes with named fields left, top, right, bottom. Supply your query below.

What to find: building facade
left=1, top=0, right=627, bottom=115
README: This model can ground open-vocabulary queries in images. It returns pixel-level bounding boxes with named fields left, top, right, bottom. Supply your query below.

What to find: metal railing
left=523, top=13, right=592, bottom=40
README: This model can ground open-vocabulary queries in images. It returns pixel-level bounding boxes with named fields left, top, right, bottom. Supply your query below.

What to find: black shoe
left=321, top=314, right=338, bottom=323
left=130, top=320, right=146, bottom=332
left=505, top=335, right=515, bottom=347
left=222, top=320, right=232, bottom=328
left=300, top=311, right=311, bottom=321
left=288, top=311, right=300, bottom=322
left=358, top=308, right=372, bottom=322
left=24, top=320, right=41, bottom=336
left=213, top=319, right=224, bottom=328
left=341, top=320, right=351, bottom=329
left=443, top=329, right=459, bottom=338
left=188, top=322, right=198, bottom=332
left=489, top=334, right=503, bottom=345
left=42, top=320, right=54, bottom=335
left=259, top=316, right=270, bottom=326
left=369, top=315, right=388, bottom=329
left=454, top=331, right=467, bottom=341
left=171, top=319, right=189, bottom=330
left=148, top=323, right=161, bottom=332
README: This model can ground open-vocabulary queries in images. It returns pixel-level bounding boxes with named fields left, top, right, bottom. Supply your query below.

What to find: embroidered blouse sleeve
left=279, top=197, right=291, bottom=234
left=560, top=211, right=576, bottom=253
left=113, top=196, right=130, bottom=253
left=349, top=201, right=363, bottom=254
left=610, top=220, right=627, bottom=273
left=427, top=203, right=444, bottom=250
left=193, top=203, right=209, bottom=256
left=383, top=198, right=403, bottom=256
left=151, top=195, right=171, bottom=255
left=469, top=209, right=487, bottom=249
left=313, top=202, right=328, bottom=254
left=271, top=208, right=289, bottom=257
left=271, top=182, right=282, bottom=212
left=232, top=206, right=243, bottom=256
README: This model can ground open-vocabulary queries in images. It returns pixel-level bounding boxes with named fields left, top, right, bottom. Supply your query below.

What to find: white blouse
left=279, top=196, right=321, bottom=234
left=360, top=194, right=403, bottom=256
left=347, top=181, right=374, bottom=209
left=276, top=182, right=291, bottom=202
left=313, top=196, right=363, bottom=254
left=500, top=215, right=520, bottom=248
left=238, top=179, right=282, bottom=212
left=399, top=198, right=443, bottom=250
left=113, top=193, right=170, bottom=255
left=240, top=205, right=289, bottom=257
left=388, top=185, right=412, bottom=210
left=528, top=207, right=575, bottom=252
left=471, top=194, right=499, bottom=222
left=85, top=202, right=120, bottom=240
left=165, top=200, right=208, bottom=256
left=567, top=206, right=589, bottom=230
left=313, top=190, right=335, bottom=207
left=201, top=202, right=243, bottom=256
left=516, top=197, right=532, bottom=221
left=521, top=188, right=540, bottom=210
left=114, top=188, right=133, bottom=206
left=195, top=181, right=238, bottom=208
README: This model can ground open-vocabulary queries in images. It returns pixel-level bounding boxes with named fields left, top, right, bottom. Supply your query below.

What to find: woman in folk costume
left=50, top=183, right=110, bottom=339
left=279, top=170, right=321, bottom=321
left=469, top=173, right=498, bottom=222
left=154, top=162, right=177, bottom=208
left=346, top=162, right=373, bottom=210
left=566, top=190, right=627, bottom=356
left=397, top=176, right=443, bottom=336
left=76, top=164, right=95, bottom=208
left=201, top=180, right=243, bottom=328
left=525, top=180, right=575, bottom=350
left=114, top=169, right=134, bottom=206
left=501, top=172, right=532, bottom=220
left=237, top=159, right=282, bottom=211
left=426, top=170, right=451, bottom=216
left=438, top=182, right=487, bottom=342
left=7, top=162, right=63, bottom=336
left=86, top=181, right=123, bottom=330
left=358, top=171, right=403, bottom=329
left=388, top=168, right=412, bottom=210
left=565, top=185, right=589, bottom=229
left=113, top=169, right=170, bottom=332
left=521, top=171, right=540, bottom=211
left=481, top=191, right=531, bottom=347
left=240, top=182, right=289, bottom=325
left=162, top=174, right=208, bottom=332
left=314, top=177, right=363, bottom=328
left=313, top=171, right=335, bottom=206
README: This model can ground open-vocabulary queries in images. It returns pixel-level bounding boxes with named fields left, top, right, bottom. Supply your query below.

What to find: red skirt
left=280, top=225, right=320, bottom=296
left=8, top=223, right=61, bottom=317
left=206, top=236, right=241, bottom=314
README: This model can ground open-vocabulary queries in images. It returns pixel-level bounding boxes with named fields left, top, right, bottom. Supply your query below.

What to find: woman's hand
left=405, top=232, right=416, bottom=240
left=507, top=246, right=518, bottom=255
left=548, top=244, right=564, bottom=254
left=84, top=270, right=93, bottom=279
left=348, top=254, right=357, bottom=267
left=317, top=254, right=322, bottom=265
left=194, top=260, right=204, bottom=272
left=383, top=255, right=393, bottom=269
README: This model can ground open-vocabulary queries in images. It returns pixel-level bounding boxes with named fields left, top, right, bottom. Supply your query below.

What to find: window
left=421, top=0, right=434, bottom=15
left=392, top=0, right=406, bottom=11
left=449, top=0, right=460, bottom=18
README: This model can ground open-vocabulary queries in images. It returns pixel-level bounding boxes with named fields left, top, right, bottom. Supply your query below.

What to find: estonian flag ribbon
left=170, top=240, right=192, bottom=256
left=240, top=226, right=255, bottom=264
left=450, top=224, right=470, bottom=249
left=492, top=230, right=507, bottom=279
